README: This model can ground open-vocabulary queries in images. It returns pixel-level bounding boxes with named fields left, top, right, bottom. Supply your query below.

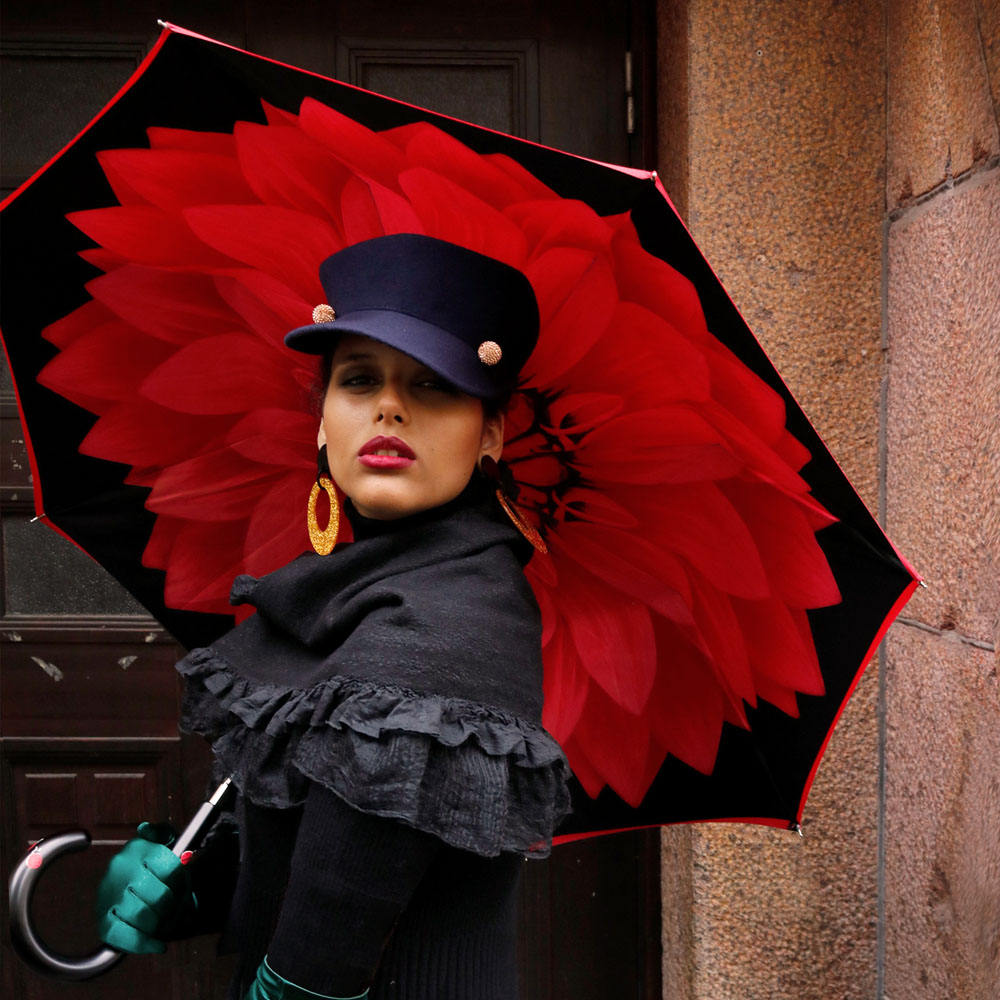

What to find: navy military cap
left=284, top=233, right=539, bottom=400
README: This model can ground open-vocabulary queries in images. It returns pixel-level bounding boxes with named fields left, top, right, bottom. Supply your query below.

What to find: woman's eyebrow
left=334, top=352, right=375, bottom=364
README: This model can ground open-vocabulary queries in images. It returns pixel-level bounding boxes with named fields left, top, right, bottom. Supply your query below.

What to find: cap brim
left=284, top=310, right=508, bottom=399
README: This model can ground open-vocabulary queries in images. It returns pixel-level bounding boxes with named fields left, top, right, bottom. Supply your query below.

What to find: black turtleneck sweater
left=226, top=784, right=524, bottom=999
left=175, top=480, right=569, bottom=999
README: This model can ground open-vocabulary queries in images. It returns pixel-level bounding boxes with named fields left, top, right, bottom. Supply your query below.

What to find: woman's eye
left=417, top=377, right=457, bottom=394
left=340, top=372, right=377, bottom=387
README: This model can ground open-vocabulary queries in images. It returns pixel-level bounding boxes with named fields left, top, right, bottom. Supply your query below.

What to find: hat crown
left=286, top=234, right=539, bottom=399
left=321, top=234, right=535, bottom=339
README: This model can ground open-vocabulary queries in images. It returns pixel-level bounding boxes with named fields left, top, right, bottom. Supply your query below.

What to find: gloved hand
left=245, top=956, right=369, bottom=1000
left=95, top=821, right=194, bottom=954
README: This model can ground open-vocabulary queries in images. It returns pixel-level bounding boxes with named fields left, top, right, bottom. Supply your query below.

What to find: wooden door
left=1, top=3, right=660, bottom=997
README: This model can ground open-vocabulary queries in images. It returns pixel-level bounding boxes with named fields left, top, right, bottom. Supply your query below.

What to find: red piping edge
left=0, top=27, right=173, bottom=212
left=0, top=28, right=174, bottom=556
left=644, top=176, right=925, bottom=830
left=552, top=814, right=795, bottom=848
left=650, top=174, right=924, bottom=584
left=552, top=576, right=921, bottom=847
left=0, top=332, right=92, bottom=557
left=793, top=574, right=920, bottom=823
left=156, top=22, right=654, bottom=180
left=0, top=21, right=650, bottom=560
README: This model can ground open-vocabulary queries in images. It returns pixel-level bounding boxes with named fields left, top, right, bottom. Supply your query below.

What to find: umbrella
left=0, top=22, right=920, bottom=844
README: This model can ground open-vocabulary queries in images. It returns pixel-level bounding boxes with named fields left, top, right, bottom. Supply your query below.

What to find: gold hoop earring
left=495, top=491, right=548, bottom=554
left=480, top=456, right=547, bottom=555
left=307, top=475, right=340, bottom=555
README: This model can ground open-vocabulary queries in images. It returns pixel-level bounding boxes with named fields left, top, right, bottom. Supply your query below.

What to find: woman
left=95, top=234, right=572, bottom=1000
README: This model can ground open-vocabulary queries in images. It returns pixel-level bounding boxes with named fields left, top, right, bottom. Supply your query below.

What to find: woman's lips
left=358, top=435, right=416, bottom=469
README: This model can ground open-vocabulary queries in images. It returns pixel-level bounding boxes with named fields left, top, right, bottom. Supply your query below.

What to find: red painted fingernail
left=179, top=851, right=193, bottom=865
left=26, top=849, right=43, bottom=870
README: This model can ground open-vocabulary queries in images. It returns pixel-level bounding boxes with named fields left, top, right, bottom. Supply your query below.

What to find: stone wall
left=883, top=0, right=999, bottom=995
left=656, top=0, right=999, bottom=996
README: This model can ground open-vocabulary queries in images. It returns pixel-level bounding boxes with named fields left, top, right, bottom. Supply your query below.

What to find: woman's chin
left=352, top=499, right=416, bottom=521
left=341, top=463, right=476, bottom=521
left=349, top=486, right=456, bottom=521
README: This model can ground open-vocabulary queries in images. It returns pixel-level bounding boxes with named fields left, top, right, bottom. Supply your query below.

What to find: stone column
left=883, top=0, right=1000, bottom=996
left=657, top=0, right=888, bottom=995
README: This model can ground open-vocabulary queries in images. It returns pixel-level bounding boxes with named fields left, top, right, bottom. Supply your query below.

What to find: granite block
left=656, top=2, right=888, bottom=996
left=678, top=0, right=886, bottom=507
left=981, top=0, right=1000, bottom=126
left=886, top=168, right=1000, bottom=645
left=682, top=664, right=880, bottom=999
left=656, top=0, right=690, bottom=223
left=660, top=825, right=696, bottom=1000
left=884, top=624, right=1000, bottom=998
left=887, top=0, right=999, bottom=207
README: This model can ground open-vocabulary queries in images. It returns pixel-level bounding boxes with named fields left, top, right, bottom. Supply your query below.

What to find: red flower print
left=37, top=97, right=841, bottom=806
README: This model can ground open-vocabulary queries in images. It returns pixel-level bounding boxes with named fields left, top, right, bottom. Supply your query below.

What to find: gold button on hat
left=477, top=340, right=502, bottom=365
left=312, top=304, right=336, bottom=324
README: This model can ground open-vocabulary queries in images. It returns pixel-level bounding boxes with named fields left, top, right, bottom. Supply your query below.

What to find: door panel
left=338, top=37, right=540, bottom=139
left=0, top=40, right=148, bottom=193
left=1, top=4, right=659, bottom=997
left=1, top=739, right=192, bottom=1000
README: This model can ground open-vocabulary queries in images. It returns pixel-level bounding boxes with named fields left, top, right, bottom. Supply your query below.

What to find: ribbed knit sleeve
left=265, top=782, right=442, bottom=995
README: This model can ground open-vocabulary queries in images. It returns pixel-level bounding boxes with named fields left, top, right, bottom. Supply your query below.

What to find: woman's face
left=318, top=334, right=504, bottom=520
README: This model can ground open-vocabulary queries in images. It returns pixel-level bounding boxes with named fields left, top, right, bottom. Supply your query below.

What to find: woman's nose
left=375, top=383, right=407, bottom=424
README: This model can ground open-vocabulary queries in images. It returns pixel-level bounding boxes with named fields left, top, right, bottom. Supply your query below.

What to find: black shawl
left=176, top=481, right=571, bottom=857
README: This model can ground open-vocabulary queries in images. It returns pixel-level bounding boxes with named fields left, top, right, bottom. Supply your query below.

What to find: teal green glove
left=95, top=821, right=193, bottom=955
left=244, top=956, right=369, bottom=999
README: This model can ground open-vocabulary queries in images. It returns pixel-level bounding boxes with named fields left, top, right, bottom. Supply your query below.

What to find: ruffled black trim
left=177, top=648, right=571, bottom=858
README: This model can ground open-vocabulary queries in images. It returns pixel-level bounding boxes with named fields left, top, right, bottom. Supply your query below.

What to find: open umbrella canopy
left=0, top=23, right=920, bottom=841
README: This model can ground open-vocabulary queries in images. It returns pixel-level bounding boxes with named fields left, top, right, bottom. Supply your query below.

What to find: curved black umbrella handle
left=9, top=830, right=125, bottom=980
left=8, top=778, right=235, bottom=981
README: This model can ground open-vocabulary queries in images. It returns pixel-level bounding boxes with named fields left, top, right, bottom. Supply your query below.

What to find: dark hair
left=312, top=352, right=335, bottom=416
left=314, top=353, right=510, bottom=418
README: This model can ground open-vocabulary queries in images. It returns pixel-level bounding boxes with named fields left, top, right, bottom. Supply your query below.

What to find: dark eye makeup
left=415, top=372, right=459, bottom=394
left=337, top=368, right=377, bottom=388
left=332, top=360, right=459, bottom=396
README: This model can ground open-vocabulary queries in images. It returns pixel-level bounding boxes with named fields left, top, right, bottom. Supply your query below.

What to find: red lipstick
left=358, top=435, right=416, bottom=469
